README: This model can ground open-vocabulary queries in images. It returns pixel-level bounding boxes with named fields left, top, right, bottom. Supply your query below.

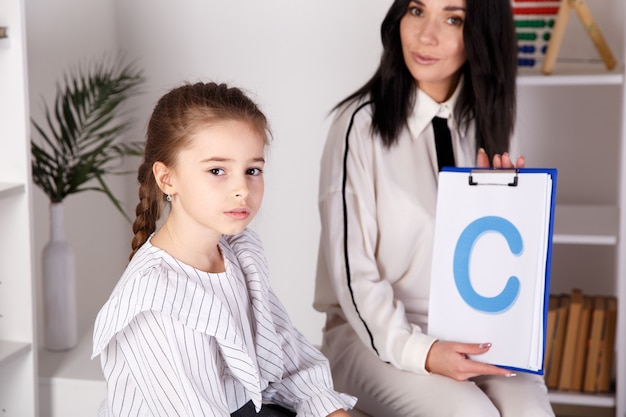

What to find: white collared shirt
left=314, top=83, right=479, bottom=375
left=93, top=229, right=356, bottom=417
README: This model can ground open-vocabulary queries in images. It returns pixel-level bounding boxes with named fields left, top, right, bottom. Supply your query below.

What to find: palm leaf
left=31, top=55, right=145, bottom=220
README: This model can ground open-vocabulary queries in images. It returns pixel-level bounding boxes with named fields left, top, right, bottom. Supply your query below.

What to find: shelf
left=553, top=205, right=618, bottom=246
left=0, top=340, right=31, bottom=367
left=39, top=325, right=104, bottom=383
left=38, top=327, right=106, bottom=417
left=518, top=63, right=624, bottom=86
left=549, top=390, right=615, bottom=408
left=0, top=182, right=25, bottom=199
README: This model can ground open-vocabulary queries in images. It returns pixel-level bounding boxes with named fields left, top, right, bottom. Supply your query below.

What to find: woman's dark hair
left=337, top=0, right=517, bottom=159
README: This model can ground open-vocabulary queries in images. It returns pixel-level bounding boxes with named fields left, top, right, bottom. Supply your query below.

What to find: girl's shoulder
left=92, top=242, right=230, bottom=358
left=115, top=240, right=177, bottom=290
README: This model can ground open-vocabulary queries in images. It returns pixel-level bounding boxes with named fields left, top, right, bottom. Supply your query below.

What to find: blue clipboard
left=428, top=167, right=557, bottom=375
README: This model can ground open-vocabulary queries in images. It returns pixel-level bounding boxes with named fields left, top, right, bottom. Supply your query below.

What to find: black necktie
left=432, top=116, right=455, bottom=171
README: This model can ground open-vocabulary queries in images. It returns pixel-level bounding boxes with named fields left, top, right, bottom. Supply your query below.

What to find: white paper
left=428, top=170, right=553, bottom=373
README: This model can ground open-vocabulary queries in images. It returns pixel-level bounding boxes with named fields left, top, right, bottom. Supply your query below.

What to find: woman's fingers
left=477, top=148, right=490, bottom=168
left=492, top=154, right=502, bottom=169
left=426, top=340, right=516, bottom=381
left=476, top=149, right=525, bottom=169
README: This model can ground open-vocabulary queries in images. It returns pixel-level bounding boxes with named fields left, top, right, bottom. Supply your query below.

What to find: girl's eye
left=210, top=168, right=225, bottom=176
left=247, top=167, right=263, bottom=176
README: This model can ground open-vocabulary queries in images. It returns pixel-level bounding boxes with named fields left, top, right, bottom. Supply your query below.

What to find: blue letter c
left=452, top=216, right=522, bottom=313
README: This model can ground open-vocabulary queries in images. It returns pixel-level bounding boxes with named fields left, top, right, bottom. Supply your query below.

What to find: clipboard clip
left=468, top=169, right=518, bottom=187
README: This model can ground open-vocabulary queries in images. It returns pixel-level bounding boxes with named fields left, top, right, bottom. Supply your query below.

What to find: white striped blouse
left=92, top=228, right=356, bottom=416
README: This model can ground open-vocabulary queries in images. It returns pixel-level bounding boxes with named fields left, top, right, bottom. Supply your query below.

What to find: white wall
left=26, top=0, right=391, bottom=345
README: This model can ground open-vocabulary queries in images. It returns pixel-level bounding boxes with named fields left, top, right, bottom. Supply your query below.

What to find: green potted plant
left=31, top=55, right=145, bottom=220
left=30, top=55, right=144, bottom=350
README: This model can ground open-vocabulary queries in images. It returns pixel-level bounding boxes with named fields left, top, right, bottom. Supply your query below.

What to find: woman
left=313, top=0, right=554, bottom=416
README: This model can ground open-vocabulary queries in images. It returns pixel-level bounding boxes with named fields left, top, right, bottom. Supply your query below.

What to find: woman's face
left=399, top=0, right=467, bottom=102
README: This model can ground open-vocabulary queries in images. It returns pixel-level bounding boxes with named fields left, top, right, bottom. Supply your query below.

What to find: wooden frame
left=542, top=0, right=616, bottom=74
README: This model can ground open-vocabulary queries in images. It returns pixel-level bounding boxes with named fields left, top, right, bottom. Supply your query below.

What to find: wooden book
left=583, top=296, right=607, bottom=392
left=547, top=293, right=570, bottom=388
left=571, top=296, right=594, bottom=391
left=544, top=294, right=559, bottom=384
left=597, top=296, right=617, bottom=392
left=558, top=289, right=584, bottom=390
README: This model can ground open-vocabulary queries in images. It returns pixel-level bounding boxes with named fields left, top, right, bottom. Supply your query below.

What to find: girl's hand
left=425, top=340, right=516, bottom=381
left=476, top=148, right=525, bottom=169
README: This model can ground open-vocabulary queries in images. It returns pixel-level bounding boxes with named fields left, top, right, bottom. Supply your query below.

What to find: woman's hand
left=425, top=340, right=516, bottom=381
left=476, top=148, right=525, bottom=169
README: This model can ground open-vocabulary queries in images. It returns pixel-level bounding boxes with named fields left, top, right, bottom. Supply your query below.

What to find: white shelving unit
left=0, top=0, right=38, bottom=416
left=547, top=203, right=621, bottom=413
left=0, top=182, right=26, bottom=199
left=0, top=340, right=31, bottom=365
left=516, top=16, right=625, bottom=416
left=553, top=205, right=619, bottom=246
left=518, top=63, right=624, bottom=86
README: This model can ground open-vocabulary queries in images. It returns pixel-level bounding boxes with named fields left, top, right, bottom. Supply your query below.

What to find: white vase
left=42, top=202, right=78, bottom=351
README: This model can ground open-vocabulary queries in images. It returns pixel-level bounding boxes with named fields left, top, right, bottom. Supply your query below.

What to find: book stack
left=544, top=289, right=618, bottom=393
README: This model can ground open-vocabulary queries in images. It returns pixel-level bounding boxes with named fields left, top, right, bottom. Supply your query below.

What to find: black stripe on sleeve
left=341, top=101, right=380, bottom=356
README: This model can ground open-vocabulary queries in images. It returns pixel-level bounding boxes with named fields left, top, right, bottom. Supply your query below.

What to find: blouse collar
left=407, top=76, right=464, bottom=140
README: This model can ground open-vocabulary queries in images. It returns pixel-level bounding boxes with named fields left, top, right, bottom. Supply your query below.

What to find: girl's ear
left=153, top=161, right=174, bottom=195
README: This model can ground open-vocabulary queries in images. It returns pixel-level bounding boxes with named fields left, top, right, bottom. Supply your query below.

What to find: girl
left=313, top=0, right=554, bottom=416
left=92, top=82, right=356, bottom=417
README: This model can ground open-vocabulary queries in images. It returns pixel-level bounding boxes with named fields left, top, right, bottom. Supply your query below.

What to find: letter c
left=452, top=216, right=522, bottom=313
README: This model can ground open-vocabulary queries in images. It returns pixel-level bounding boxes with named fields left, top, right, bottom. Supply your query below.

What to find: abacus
left=513, top=0, right=560, bottom=69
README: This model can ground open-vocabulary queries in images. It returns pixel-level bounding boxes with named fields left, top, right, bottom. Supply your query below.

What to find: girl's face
left=168, top=119, right=266, bottom=237
left=399, top=0, right=467, bottom=102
